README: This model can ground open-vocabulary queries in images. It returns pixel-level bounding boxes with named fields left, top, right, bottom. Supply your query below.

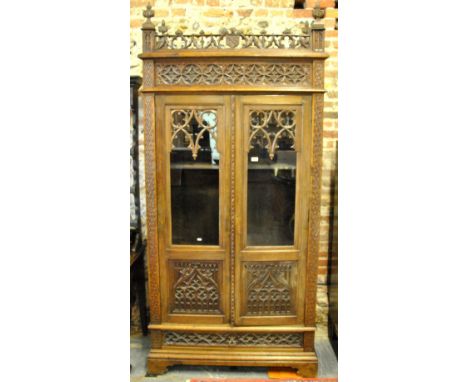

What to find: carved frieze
left=171, top=261, right=221, bottom=314
left=244, top=262, right=295, bottom=316
left=155, top=63, right=311, bottom=87
left=163, top=331, right=303, bottom=347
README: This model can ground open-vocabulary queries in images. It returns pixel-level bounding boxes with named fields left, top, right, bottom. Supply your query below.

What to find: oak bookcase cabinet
left=139, top=5, right=328, bottom=377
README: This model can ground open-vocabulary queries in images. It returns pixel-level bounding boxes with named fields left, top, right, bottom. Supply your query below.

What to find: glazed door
left=234, top=95, right=312, bottom=326
left=156, top=95, right=231, bottom=324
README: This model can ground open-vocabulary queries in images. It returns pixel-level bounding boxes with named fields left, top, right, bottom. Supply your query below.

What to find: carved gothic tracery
left=245, top=262, right=295, bottom=316
left=249, top=110, right=296, bottom=160
left=171, top=261, right=221, bottom=314
left=154, top=31, right=312, bottom=50
left=156, top=63, right=311, bottom=86
left=171, top=109, right=218, bottom=160
left=163, top=331, right=303, bottom=347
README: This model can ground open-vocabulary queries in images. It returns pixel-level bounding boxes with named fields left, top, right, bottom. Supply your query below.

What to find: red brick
left=322, top=0, right=336, bottom=7
left=270, top=9, right=293, bottom=17
left=326, top=7, right=338, bottom=18
left=323, top=130, right=338, bottom=138
left=307, top=0, right=335, bottom=7
left=154, top=9, right=169, bottom=17
left=325, top=30, right=338, bottom=37
left=203, top=8, right=233, bottom=17
left=130, top=18, right=143, bottom=28
left=325, top=140, right=335, bottom=149
left=254, top=9, right=268, bottom=17
left=265, top=0, right=284, bottom=7
left=130, top=0, right=148, bottom=7
left=171, top=8, right=186, bottom=16
left=323, top=18, right=336, bottom=28
left=304, top=0, right=335, bottom=9
left=206, top=0, right=220, bottom=5
left=293, top=9, right=313, bottom=18
left=193, top=0, right=205, bottom=4
left=173, top=0, right=191, bottom=3
left=238, top=9, right=253, bottom=17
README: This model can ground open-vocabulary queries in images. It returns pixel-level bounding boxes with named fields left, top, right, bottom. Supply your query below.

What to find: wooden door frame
left=155, top=94, right=232, bottom=325
left=233, top=95, right=312, bottom=326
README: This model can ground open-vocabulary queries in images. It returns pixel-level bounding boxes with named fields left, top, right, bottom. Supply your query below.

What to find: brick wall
left=130, top=0, right=338, bottom=333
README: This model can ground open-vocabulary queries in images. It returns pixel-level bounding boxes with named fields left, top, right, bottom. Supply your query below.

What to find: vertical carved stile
left=230, top=95, right=235, bottom=325
left=143, top=41, right=158, bottom=325
left=144, top=93, right=160, bottom=324
left=311, top=26, right=325, bottom=52
left=143, top=61, right=154, bottom=88
left=305, top=93, right=324, bottom=326
left=142, top=54, right=157, bottom=322
left=312, top=61, right=324, bottom=88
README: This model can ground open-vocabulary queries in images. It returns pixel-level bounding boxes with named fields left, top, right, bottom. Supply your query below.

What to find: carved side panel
left=155, top=63, right=312, bottom=87
left=163, top=331, right=303, bottom=347
left=170, top=261, right=222, bottom=314
left=305, top=94, right=324, bottom=326
left=143, top=93, right=160, bottom=323
left=243, top=262, right=297, bottom=316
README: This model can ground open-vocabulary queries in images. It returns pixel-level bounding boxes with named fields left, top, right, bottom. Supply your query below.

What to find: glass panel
left=247, top=110, right=297, bottom=246
left=170, top=109, right=219, bottom=245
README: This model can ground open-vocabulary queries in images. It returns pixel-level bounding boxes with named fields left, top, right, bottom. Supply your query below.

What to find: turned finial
left=142, top=3, right=155, bottom=30
left=301, top=21, right=311, bottom=35
left=312, top=1, right=325, bottom=20
left=158, top=20, right=169, bottom=34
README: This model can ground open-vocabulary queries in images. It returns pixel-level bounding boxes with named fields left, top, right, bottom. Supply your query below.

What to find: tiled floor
left=130, top=335, right=337, bottom=381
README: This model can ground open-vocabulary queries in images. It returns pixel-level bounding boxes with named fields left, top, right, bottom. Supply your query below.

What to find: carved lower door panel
left=156, top=95, right=231, bottom=325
